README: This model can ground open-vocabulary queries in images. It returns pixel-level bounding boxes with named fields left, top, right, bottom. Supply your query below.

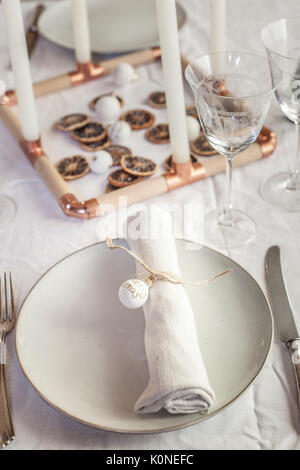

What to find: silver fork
left=0, top=273, right=16, bottom=448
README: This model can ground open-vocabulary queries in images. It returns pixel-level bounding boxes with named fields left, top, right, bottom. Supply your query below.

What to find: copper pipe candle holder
left=3, top=47, right=164, bottom=105
left=2, top=1, right=271, bottom=221
left=0, top=48, right=197, bottom=106
left=0, top=39, right=277, bottom=221
left=69, top=61, right=104, bottom=86
left=0, top=101, right=276, bottom=219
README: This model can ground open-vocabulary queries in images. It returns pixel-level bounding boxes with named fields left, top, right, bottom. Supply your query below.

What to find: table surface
left=0, top=0, right=300, bottom=451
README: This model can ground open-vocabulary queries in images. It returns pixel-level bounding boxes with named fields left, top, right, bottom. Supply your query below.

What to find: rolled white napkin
left=128, top=209, right=215, bottom=415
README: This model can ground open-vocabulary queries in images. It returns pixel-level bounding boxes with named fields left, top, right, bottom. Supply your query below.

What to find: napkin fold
left=128, top=208, right=215, bottom=415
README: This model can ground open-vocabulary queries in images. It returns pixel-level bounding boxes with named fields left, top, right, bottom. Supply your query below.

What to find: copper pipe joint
left=2, top=90, right=17, bottom=107
left=257, top=126, right=277, bottom=158
left=19, top=138, right=44, bottom=165
left=164, top=160, right=206, bottom=191
left=69, top=61, right=104, bottom=87
left=151, top=47, right=162, bottom=60
left=59, top=193, right=99, bottom=219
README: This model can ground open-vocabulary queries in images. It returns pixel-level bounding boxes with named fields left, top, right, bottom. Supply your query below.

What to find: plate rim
left=15, top=239, right=274, bottom=435
left=37, top=0, right=187, bottom=55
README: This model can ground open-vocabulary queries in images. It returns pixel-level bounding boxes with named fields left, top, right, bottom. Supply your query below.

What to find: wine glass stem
left=220, top=155, right=234, bottom=225
left=287, top=122, right=300, bottom=189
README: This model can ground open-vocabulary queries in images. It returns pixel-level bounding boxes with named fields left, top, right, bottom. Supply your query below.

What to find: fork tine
left=4, top=272, right=8, bottom=322
left=8, top=273, right=15, bottom=322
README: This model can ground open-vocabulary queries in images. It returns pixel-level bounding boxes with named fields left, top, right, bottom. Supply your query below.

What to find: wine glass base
left=261, top=172, right=300, bottom=212
left=204, top=210, right=256, bottom=249
left=0, top=195, right=17, bottom=229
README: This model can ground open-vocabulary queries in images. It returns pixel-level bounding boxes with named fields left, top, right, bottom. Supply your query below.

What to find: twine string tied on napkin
left=106, top=238, right=232, bottom=287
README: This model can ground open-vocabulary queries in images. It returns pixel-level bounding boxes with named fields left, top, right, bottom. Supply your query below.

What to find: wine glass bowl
left=261, top=17, right=300, bottom=208
left=185, top=52, right=281, bottom=248
left=0, top=195, right=16, bottom=229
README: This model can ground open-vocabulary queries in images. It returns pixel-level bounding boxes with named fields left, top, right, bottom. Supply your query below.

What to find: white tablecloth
left=0, top=0, right=300, bottom=450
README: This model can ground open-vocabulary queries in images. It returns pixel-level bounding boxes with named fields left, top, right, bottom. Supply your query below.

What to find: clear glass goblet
left=185, top=52, right=281, bottom=248
left=0, top=195, right=16, bottom=229
left=261, top=17, right=300, bottom=211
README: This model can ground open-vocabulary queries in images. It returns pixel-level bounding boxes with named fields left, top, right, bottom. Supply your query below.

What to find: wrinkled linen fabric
left=0, top=0, right=299, bottom=450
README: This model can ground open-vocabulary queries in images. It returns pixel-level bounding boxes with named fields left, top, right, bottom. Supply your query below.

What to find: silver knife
left=265, top=245, right=300, bottom=409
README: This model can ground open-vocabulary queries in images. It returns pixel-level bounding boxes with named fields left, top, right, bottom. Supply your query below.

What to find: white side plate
left=38, top=0, right=187, bottom=55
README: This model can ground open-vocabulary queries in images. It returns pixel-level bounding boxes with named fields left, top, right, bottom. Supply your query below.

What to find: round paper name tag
left=119, top=279, right=149, bottom=309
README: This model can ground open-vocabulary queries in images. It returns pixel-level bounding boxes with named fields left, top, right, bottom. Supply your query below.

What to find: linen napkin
left=128, top=209, right=215, bottom=415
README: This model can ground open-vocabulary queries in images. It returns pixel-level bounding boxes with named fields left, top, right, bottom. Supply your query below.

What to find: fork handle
left=0, top=363, right=15, bottom=447
left=287, top=340, right=300, bottom=412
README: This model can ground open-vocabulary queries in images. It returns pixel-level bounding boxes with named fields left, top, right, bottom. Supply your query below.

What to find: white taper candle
left=2, top=0, right=40, bottom=141
left=155, top=0, right=190, bottom=164
left=71, top=0, right=91, bottom=64
left=210, top=0, right=226, bottom=53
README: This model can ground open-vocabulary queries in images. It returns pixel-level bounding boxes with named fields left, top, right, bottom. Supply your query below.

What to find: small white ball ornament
left=109, top=120, right=132, bottom=144
left=112, top=63, right=138, bottom=86
left=119, top=279, right=149, bottom=309
left=186, top=115, right=201, bottom=141
left=95, top=95, right=121, bottom=122
left=90, top=151, right=113, bottom=174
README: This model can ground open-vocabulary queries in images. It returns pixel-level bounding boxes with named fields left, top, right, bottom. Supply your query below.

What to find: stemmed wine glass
left=185, top=52, right=281, bottom=248
left=261, top=18, right=300, bottom=211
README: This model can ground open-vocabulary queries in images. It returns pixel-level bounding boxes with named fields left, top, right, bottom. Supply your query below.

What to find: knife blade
left=265, top=245, right=300, bottom=414
left=26, top=4, right=45, bottom=58
left=265, top=245, right=298, bottom=342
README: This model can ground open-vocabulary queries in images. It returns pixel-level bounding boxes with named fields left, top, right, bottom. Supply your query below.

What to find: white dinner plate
left=16, top=240, right=273, bottom=434
left=38, top=0, right=187, bottom=55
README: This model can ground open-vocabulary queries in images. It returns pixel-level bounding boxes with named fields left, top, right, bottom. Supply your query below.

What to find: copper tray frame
left=0, top=45, right=277, bottom=219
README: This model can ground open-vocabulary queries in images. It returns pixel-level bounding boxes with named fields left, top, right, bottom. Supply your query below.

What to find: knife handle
left=286, top=339, right=300, bottom=407
left=31, top=4, right=45, bottom=27
left=26, top=5, right=45, bottom=58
